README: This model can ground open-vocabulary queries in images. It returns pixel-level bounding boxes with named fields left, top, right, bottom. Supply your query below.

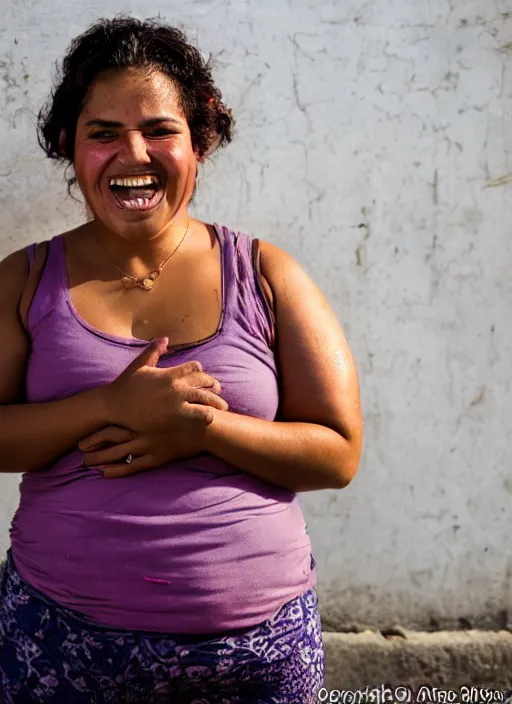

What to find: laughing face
left=74, top=67, right=197, bottom=241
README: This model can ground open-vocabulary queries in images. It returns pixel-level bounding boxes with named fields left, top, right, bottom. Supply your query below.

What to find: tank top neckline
left=57, top=222, right=226, bottom=355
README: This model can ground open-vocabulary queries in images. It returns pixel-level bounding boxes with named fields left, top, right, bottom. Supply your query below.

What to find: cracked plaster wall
left=0, top=0, right=511, bottom=630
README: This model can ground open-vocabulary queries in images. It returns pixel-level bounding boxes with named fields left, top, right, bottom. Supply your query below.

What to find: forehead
left=79, top=68, right=184, bottom=122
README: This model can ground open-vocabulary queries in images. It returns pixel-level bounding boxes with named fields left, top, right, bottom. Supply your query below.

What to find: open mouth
left=107, top=174, right=164, bottom=211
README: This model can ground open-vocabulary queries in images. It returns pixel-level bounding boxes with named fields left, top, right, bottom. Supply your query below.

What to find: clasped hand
left=79, top=337, right=227, bottom=478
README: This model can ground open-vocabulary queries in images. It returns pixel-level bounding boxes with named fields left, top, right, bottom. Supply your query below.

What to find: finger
left=171, top=360, right=203, bottom=378
left=126, top=337, right=169, bottom=372
left=100, top=455, right=155, bottom=479
left=84, top=439, right=140, bottom=467
left=79, top=426, right=134, bottom=452
left=186, top=388, right=229, bottom=411
left=182, top=403, right=214, bottom=425
left=184, top=372, right=222, bottom=394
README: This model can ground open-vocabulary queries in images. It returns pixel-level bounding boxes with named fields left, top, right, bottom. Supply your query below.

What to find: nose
left=117, top=130, right=151, bottom=166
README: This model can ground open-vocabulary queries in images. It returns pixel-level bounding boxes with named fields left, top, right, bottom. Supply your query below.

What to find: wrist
left=203, top=407, right=225, bottom=453
left=86, top=385, right=113, bottom=427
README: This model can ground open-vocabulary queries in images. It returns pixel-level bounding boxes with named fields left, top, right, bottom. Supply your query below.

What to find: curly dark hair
left=38, top=16, right=234, bottom=165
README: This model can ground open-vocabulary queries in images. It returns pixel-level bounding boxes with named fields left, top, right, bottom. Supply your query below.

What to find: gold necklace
left=99, top=219, right=190, bottom=291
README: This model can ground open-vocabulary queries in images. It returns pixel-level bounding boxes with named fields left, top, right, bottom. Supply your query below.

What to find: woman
left=0, top=16, right=362, bottom=704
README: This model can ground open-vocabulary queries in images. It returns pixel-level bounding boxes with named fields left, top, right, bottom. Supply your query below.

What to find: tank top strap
left=215, top=223, right=275, bottom=349
left=26, top=243, right=37, bottom=272
left=26, top=235, right=68, bottom=333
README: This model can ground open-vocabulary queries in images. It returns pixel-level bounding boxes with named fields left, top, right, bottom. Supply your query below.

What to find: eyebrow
left=84, top=117, right=181, bottom=128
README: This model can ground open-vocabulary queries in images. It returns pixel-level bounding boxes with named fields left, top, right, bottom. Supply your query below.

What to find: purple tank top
left=10, top=224, right=316, bottom=633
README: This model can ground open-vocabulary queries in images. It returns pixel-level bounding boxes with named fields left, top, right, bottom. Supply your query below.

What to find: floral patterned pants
left=0, top=551, right=324, bottom=703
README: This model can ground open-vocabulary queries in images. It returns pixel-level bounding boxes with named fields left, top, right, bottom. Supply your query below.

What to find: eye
left=146, top=127, right=177, bottom=139
left=90, top=131, right=117, bottom=141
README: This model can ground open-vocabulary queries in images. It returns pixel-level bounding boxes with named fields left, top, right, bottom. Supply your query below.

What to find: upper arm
left=259, top=241, right=363, bottom=455
left=0, top=248, right=32, bottom=404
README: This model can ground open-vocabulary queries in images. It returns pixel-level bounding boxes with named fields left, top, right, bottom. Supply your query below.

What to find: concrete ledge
left=323, top=630, right=512, bottom=690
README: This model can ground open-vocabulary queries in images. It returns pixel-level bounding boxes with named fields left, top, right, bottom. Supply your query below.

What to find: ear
left=195, top=135, right=221, bottom=164
left=58, top=129, right=67, bottom=157
left=194, top=146, right=207, bottom=164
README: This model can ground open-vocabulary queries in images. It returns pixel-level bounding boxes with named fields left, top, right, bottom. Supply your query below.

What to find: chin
left=111, top=219, right=163, bottom=241
left=93, top=205, right=166, bottom=239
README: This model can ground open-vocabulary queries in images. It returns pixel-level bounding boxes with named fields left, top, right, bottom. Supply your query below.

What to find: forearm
left=0, top=387, right=109, bottom=473
left=204, top=410, right=359, bottom=492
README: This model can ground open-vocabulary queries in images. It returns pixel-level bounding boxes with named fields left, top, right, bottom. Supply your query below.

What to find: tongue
left=116, top=187, right=156, bottom=201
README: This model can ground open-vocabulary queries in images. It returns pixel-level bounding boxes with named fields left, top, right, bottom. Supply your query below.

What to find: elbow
left=331, top=441, right=361, bottom=489
left=332, top=465, right=357, bottom=489
left=0, top=450, right=34, bottom=474
left=325, top=419, right=363, bottom=490
left=0, top=452, right=13, bottom=473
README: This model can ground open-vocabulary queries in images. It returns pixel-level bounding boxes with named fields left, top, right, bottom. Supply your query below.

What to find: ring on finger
left=125, top=453, right=134, bottom=464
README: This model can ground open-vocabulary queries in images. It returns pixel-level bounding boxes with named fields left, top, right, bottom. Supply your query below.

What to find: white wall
left=1, top=0, right=511, bottom=631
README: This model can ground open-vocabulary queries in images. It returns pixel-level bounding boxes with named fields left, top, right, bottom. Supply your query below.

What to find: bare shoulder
left=258, top=239, right=330, bottom=310
left=0, top=247, right=32, bottom=404
left=0, top=247, right=31, bottom=303
left=258, top=239, right=296, bottom=280
left=257, top=238, right=343, bottom=345
left=0, top=236, right=54, bottom=325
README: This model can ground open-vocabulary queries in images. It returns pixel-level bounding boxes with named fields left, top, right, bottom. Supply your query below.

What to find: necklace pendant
left=140, top=270, right=160, bottom=290
left=141, top=277, right=156, bottom=291
left=100, top=218, right=190, bottom=295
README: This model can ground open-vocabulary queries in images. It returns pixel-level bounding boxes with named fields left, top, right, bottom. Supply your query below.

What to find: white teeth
left=121, top=197, right=154, bottom=209
left=109, top=175, right=159, bottom=187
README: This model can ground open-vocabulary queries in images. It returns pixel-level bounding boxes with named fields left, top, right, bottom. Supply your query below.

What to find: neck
left=92, top=214, right=192, bottom=277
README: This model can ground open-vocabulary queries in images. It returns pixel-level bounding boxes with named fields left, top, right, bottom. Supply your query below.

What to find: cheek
left=74, top=143, right=113, bottom=185
left=157, top=142, right=195, bottom=176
